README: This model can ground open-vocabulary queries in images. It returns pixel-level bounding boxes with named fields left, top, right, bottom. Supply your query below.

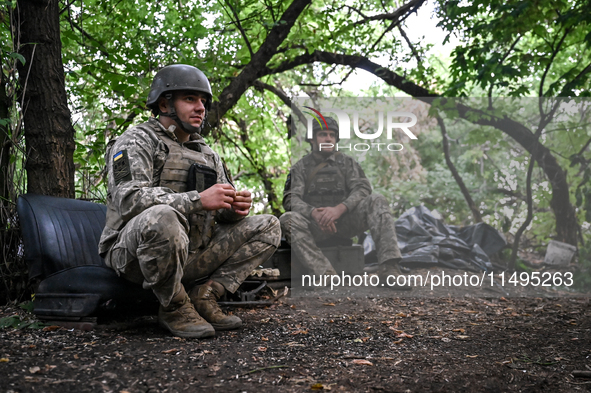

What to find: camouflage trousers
left=105, top=205, right=281, bottom=307
left=280, top=193, right=401, bottom=275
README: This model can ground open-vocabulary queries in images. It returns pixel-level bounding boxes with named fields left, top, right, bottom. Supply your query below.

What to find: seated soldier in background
left=280, top=117, right=403, bottom=279
left=99, top=65, right=281, bottom=339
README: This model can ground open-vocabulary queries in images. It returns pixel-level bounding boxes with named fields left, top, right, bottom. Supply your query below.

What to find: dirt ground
left=1, top=271, right=591, bottom=392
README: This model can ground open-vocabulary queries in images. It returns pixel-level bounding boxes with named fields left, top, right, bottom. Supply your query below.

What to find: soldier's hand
left=316, top=204, right=347, bottom=228
left=312, top=208, right=338, bottom=234
left=232, top=190, right=252, bottom=216
left=200, top=184, right=236, bottom=210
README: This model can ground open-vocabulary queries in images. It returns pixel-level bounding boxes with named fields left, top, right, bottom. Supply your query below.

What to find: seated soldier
left=99, top=65, right=281, bottom=338
left=280, top=116, right=403, bottom=279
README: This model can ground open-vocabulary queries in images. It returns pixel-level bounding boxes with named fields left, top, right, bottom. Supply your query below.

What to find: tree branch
left=398, top=25, right=421, bottom=64
left=207, top=0, right=312, bottom=134
left=223, top=0, right=254, bottom=58
left=437, top=116, right=483, bottom=223
left=556, top=61, right=591, bottom=96
left=252, top=80, right=307, bottom=129
left=352, top=0, right=425, bottom=26
left=62, top=13, right=109, bottom=57
left=539, top=27, right=571, bottom=98
left=488, top=34, right=521, bottom=102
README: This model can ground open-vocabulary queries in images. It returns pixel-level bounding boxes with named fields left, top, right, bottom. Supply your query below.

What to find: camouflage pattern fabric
left=281, top=151, right=401, bottom=274
left=99, top=118, right=280, bottom=307
left=283, top=152, right=372, bottom=215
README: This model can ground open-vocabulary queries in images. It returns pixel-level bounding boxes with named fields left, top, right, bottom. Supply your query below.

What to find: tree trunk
left=15, top=0, right=75, bottom=198
left=455, top=106, right=578, bottom=246
left=0, top=50, right=10, bottom=207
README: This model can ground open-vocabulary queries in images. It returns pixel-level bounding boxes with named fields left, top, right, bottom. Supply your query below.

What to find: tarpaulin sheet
left=364, top=206, right=505, bottom=272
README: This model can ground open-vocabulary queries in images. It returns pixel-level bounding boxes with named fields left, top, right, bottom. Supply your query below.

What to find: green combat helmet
left=146, top=64, right=212, bottom=134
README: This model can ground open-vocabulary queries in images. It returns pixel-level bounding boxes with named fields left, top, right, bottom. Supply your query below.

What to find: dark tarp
left=364, top=206, right=506, bottom=272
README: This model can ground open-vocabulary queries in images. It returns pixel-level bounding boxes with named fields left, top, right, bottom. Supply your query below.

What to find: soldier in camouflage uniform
left=99, top=64, right=281, bottom=338
left=280, top=117, right=402, bottom=278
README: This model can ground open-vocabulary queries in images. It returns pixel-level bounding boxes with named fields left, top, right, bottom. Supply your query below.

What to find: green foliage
left=0, top=302, right=45, bottom=330
left=435, top=0, right=591, bottom=97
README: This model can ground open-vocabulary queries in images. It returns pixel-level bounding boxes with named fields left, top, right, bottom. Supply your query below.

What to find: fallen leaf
left=291, top=329, right=308, bottom=335
left=500, top=297, right=508, bottom=302
left=0, top=358, right=8, bottom=363
left=393, top=339, right=404, bottom=345
left=389, top=327, right=404, bottom=334
left=456, top=335, right=470, bottom=340
left=452, top=328, right=465, bottom=333
left=29, top=366, right=41, bottom=374
left=261, top=337, right=269, bottom=341
left=395, top=313, right=407, bottom=317
left=290, top=305, right=296, bottom=309
left=466, top=355, right=478, bottom=358
left=365, top=326, right=372, bottom=330
left=323, top=303, right=335, bottom=306
left=396, top=333, right=413, bottom=339
left=257, top=346, right=267, bottom=352
left=311, top=383, right=324, bottom=390
left=352, top=359, right=373, bottom=366
left=162, top=348, right=180, bottom=354
left=42, top=326, right=60, bottom=332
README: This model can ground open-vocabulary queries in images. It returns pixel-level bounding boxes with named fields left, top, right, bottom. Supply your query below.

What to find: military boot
left=158, top=288, right=215, bottom=339
left=189, top=281, right=242, bottom=331
left=378, top=259, right=412, bottom=290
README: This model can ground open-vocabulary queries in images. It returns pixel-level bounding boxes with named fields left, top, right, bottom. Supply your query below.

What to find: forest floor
left=1, top=267, right=591, bottom=393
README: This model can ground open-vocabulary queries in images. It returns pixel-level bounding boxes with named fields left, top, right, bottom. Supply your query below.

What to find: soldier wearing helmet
left=99, top=64, right=281, bottom=338
left=280, top=116, right=404, bottom=281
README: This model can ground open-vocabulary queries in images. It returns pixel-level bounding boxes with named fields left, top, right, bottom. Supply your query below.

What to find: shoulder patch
left=113, top=150, right=132, bottom=185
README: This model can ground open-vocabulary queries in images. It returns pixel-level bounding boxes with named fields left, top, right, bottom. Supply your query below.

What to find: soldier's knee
left=285, top=211, right=309, bottom=231
left=141, top=205, right=189, bottom=244
left=369, top=193, right=390, bottom=213
left=248, top=214, right=281, bottom=247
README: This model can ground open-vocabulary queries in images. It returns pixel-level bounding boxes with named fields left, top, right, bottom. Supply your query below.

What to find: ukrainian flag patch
left=113, top=149, right=131, bottom=185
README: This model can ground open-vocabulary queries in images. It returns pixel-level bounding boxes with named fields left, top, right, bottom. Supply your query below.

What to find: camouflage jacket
left=98, top=118, right=242, bottom=255
left=283, top=151, right=372, bottom=217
